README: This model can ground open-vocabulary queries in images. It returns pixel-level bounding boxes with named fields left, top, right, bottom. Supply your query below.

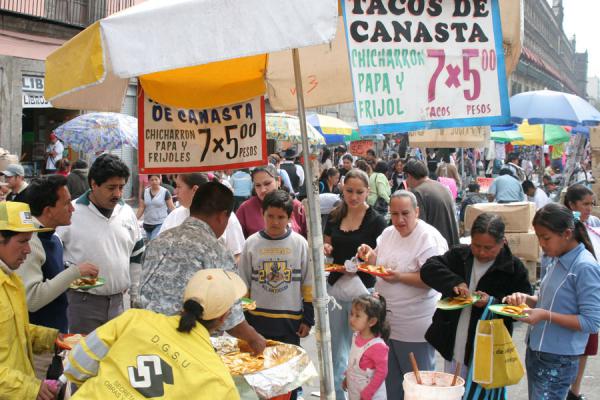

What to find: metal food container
left=212, top=337, right=318, bottom=399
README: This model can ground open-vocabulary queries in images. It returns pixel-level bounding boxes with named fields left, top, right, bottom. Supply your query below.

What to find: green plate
left=488, top=304, right=528, bottom=319
left=436, top=294, right=481, bottom=310
left=70, top=277, right=105, bottom=290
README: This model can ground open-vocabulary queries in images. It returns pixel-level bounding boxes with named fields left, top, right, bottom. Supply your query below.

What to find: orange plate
left=357, top=264, right=393, bottom=277
left=324, top=263, right=345, bottom=273
left=55, top=333, right=85, bottom=350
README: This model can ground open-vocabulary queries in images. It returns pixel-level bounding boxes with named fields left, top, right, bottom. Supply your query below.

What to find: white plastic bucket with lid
left=403, top=371, right=465, bottom=400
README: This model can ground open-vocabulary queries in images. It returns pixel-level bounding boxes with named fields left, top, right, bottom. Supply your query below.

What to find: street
left=301, top=321, right=600, bottom=399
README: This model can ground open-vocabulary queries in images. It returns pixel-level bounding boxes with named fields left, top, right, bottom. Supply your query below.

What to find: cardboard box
left=505, top=231, right=540, bottom=262
left=465, top=202, right=536, bottom=233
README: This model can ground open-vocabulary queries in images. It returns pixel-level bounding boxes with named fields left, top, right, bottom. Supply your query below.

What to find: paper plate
left=324, top=263, right=345, bottom=273
left=488, top=304, right=529, bottom=319
left=69, top=277, right=105, bottom=290
left=357, top=264, right=393, bottom=277
left=241, top=297, right=256, bottom=311
left=55, top=333, right=85, bottom=350
left=436, top=294, right=481, bottom=310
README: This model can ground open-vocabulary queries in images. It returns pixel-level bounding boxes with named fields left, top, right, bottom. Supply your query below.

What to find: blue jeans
left=526, top=348, right=579, bottom=400
left=328, top=299, right=352, bottom=400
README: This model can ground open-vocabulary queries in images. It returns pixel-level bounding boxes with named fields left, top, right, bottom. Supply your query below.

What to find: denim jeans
left=526, top=348, right=579, bottom=400
left=328, top=298, right=352, bottom=400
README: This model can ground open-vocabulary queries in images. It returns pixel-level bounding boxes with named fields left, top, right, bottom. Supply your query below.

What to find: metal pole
left=292, top=48, right=335, bottom=399
left=541, top=124, right=546, bottom=177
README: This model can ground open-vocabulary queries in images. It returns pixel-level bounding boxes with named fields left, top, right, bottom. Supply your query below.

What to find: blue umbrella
left=54, top=112, right=138, bottom=153
left=510, top=90, right=600, bottom=126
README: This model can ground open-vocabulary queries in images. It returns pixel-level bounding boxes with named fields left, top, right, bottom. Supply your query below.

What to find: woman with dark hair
left=367, top=161, right=391, bottom=216
left=136, top=174, right=175, bottom=240
left=236, top=165, right=307, bottom=238
left=390, top=158, right=405, bottom=193
left=63, top=269, right=245, bottom=399
left=562, top=185, right=600, bottom=400
left=421, top=213, right=532, bottom=399
left=323, top=168, right=387, bottom=399
left=505, top=203, right=600, bottom=400
left=319, top=167, right=340, bottom=194
left=320, top=148, right=333, bottom=171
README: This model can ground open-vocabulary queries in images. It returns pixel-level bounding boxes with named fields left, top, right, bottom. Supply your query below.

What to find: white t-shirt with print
left=374, top=221, right=449, bottom=342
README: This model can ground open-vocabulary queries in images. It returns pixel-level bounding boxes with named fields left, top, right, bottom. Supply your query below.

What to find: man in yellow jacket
left=64, top=268, right=246, bottom=399
left=0, top=201, right=60, bottom=400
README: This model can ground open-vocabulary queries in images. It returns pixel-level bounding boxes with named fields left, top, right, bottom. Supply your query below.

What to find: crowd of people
left=0, top=139, right=599, bottom=400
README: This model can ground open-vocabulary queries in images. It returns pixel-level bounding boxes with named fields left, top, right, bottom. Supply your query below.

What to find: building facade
left=509, top=0, right=588, bottom=97
left=0, top=0, right=138, bottom=193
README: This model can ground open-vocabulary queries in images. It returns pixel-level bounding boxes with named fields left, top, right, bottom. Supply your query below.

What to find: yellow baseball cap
left=0, top=202, right=52, bottom=232
left=183, top=269, right=247, bottom=320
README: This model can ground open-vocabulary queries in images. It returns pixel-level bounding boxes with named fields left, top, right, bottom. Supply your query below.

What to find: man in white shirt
left=522, top=179, right=551, bottom=210
left=45, top=132, right=64, bottom=174
left=56, top=154, right=144, bottom=334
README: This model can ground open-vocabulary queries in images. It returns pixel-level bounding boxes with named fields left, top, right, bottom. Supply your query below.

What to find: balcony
left=0, top=0, right=136, bottom=28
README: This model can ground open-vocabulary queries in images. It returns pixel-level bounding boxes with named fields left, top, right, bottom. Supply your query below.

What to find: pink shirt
left=354, top=335, right=389, bottom=400
left=236, top=196, right=307, bottom=238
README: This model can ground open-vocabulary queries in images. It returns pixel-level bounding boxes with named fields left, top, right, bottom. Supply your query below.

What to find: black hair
left=321, top=148, right=332, bottom=164
left=470, top=213, right=505, bottom=243
left=374, top=161, right=388, bottom=174
left=251, top=165, right=279, bottom=180
left=72, top=159, right=88, bottom=170
left=189, top=181, right=234, bottom=217
left=366, top=149, right=376, bottom=157
left=178, top=173, right=209, bottom=189
left=468, top=183, right=480, bottom=192
left=177, top=299, right=220, bottom=333
left=319, top=167, right=340, bottom=183
left=56, top=159, right=70, bottom=172
left=499, top=167, right=514, bottom=177
left=342, top=154, right=353, bottom=163
left=507, top=152, right=520, bottom=162
left=564, top=184, right=594, bottom=210
left=542, top=174, right=553, bottom=184
left=355, top=160, right=371, bottom=174
left=88, top=154, right=130, bottom=187
left=352, top=294, right=390, bottom=341
left=403, top=159, right=428, bottom=179
left=26, top=175, right=68, bottom=217
left=533, top=203, right=595, bottom=258
left=0, top=230, right=20, bottom=242
left=329, top=168, right=369, bottom=223
left=148, top=174, right=162, bottom=180
left=261, top=189, right=293, bottom=217
left=522, top=180, right=535, bottom=193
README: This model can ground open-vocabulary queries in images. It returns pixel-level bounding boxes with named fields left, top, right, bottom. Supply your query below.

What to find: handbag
left=327, top=273, right=369, bottom=302
left=373, top=196, right=388, bottom=216
left=463, top=298, right=523, bottom=399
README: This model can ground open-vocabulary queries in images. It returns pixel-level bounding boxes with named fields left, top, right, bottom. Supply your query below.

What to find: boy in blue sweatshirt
left=239, top=189, right=314, bottom=345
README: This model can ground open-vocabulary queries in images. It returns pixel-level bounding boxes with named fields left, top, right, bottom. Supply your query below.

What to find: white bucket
left=403, top=371, right=465, bottom=400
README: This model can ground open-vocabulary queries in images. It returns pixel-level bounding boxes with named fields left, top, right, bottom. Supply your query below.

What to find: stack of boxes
left=465, top=202, right=539, bottom=282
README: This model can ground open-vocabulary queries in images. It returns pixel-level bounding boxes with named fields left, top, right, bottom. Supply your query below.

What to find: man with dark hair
left=522, top=179, right=550, bottom=210
left=403, top=159, right=459, bottom=246
left=19, top=175, right=98, bottom=377
left=66, top=159, right=89, bottom=200
left=56, top=154, right=144, bottom=334
left=139, top=181, right=266, bottom=354
left=488, top=167, right=526, bottom=204
left=365, top=148, right=378, bottom=169
left=280, top=148, right=304, bottom=196
left=505, top=152, right=525, bottom=182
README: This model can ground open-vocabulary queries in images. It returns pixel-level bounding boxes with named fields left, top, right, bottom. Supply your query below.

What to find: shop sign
left=409, top=125, right=489, bottom=148
left=22, top=75, right=51, bottom=108
left=341, top=0, right=510, bottom=134
left=138, top=89, right=267, bottom=173
left=349, top=140, right=374, bottom=157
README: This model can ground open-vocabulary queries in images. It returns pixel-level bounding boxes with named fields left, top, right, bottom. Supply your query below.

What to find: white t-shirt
left=46, top=140, right=64, bottom=170
left=374, top=221, right=449, bottom=342
left=453, top=257, right=494, bottom=364
left=158, top=207, right=245, bottom=256
left=531, top=187, right=550, bottom=210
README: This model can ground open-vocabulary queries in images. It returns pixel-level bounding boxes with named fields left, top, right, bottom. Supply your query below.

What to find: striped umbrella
left=306, top=113, right=353, bottom=145
left=54, top=112, right=137, bottom=153
left=266, top=113, right=325, bottom=145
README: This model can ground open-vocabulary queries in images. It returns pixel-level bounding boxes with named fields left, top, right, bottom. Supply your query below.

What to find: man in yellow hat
left=0, top=201, right=61, bottom=400
left=64, top=268, right=246, bottom=399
